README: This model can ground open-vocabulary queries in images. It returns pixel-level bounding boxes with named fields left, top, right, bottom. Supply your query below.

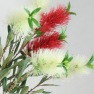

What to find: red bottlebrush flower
left=27, top=32, right=64, bottom=52
left=39, top=6, right=70, bottom=32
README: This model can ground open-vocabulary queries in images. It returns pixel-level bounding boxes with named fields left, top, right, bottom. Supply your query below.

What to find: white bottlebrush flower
left=68, top=55, right=89, bottom=76
left=7, top=9, right=31, bottom=37
left=31, top=49, right=66, bottom=78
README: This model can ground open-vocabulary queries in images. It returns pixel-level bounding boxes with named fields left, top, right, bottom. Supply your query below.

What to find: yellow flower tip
left=31, top=49, right=66, bottom=78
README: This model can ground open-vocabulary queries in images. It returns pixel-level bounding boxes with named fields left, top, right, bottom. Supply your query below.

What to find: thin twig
left=27, top=76, right=52, bottom=94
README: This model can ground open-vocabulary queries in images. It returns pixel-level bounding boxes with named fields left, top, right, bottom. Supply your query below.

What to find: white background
left=0, top=0, right=94, bottom=94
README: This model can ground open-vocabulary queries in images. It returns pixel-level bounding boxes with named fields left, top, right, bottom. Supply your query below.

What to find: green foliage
left=38, top=76, right=48, bottom=85
left=20, top=86, right=29, bottom=94
left=6, top=25, right=14, bottom=46
left=32, top=18, right=41, bottom=28
left=1, top=77, right=7, bottom=91
left=36, top=30, right=43, bottom=37
left=67, top=2, right=76, bottom=15
left=67, top=2, right=71, bottom=12
left=0, top=68, right=10, bottom=80
left=87, top=54, right=94, bottom=69
left=58, top=51, right=73, bottom=77
left=14, top=41, right=20, bottom=54
left=28, top=17, right=41, bottom=30
left=30, top=7, right=41, bottom=17
left=28, top=17, right=33, bottom=30
left=2, top=52, right=14, bottom=69
left=69, top=12, right=76, bottom=15
left=25, top=7, right=41, bottom=17
left=32, top=89, right=51, bottom=94
left=41, top=84, right=59, bottom=86
left=25, top=7, right=41, bottom=30
left=21, top=35, right=32, bottom=49
left=59, top=29, right=67, bottom=40
left=17, top=58, right=29, bottom=79
left=24, top=8, right=31, bottom=16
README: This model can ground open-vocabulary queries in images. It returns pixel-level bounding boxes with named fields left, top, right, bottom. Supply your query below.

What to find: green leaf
left=38, top=75, right=48, bottom=85
left=43, top=91, right=51, bottom=94
left=87, top=54, right=94, bottom=69
left=30, top=7, right=41, bottom=17
left=69, top=12, right=76, bottom=15
left=32, top=89, right=44, bottom=93
left=6, top=25, right=14, bottom=46
left=2, top=52, right=14, bottom=69
left=24, top=8, right=30, bottom=16
left=0, top=68, right=10, bottom=80
left=63, top=51, right=69, bottom=61
left=28, top=18, right=33, bottom=29
left=68, top=56, right=73, bottom=62
left=32, top=18, right=41, bottom=28
left=20, top=79, right=27, bottom=87
left=63, top=66, right=68, bottom=77
left=41, top=84, right=59, bottom=86
left=13, top=55, right=24, bottom=62
left=9, top=39, right=14, bottom=53
left=17, top=58, right=29, bottom=79
left=36, top=30, right=43, bottom=37
left=20, top=86, right=29, bottom=94
left=1, top=77, right=7, bottom=91
left=21, top=35, right=32, bottom=49
left=67, top=2, right=76, bottom=16
left=59, top=51, right=73, bottom=77
left=8, top=25, right=11, bottom=34
left=14, top=41, right=20, bottom=54
left=87, top=55, right=94, bottom=64
left=59, top=29, right=67, bottom=40
left=6, top=32, right=14, bottom=46
left=67, top=2, right=71, bottom=11
left=10, top=87, right=19, bottom=93
left=9, top=61, right=22, bottom=69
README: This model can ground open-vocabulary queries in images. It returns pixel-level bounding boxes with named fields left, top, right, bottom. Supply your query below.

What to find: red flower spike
left=39, top=6, right=70, bottom=32
left=27, top=32, right=64, bottom=52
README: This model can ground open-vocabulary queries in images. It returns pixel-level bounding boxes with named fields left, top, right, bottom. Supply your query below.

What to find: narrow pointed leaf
left=2, top=52, right=14, bottom=69
left=14, top=41, right=20, bottom=54
left=32, top=89, right=44, bottom=93
left=1, top=77, right=7, bottom=91
left=32, top=18, right=41, bottom=28
left=69, top=12, right=76, bottom=15
left=41, top=84, right=59, bottom=86
left=67, top=2, right=71, bottom=11
left=30, top=7, right=41, bottom=17
left=28, top=18, right=33, bottom=29
left=0, top=68, right=10, bottom=80
left=38, top=76, right=48, bottom=85
left=17, top=58, right=29, bottom=79
left=24, top=8, right=30, bottom=16
left=20, top=86, right=29, bottom=94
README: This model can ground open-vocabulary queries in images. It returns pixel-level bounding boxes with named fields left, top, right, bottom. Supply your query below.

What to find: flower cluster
left=39, top=6, right=70, bottom=32
left=27, top=31, right=64, bottom=52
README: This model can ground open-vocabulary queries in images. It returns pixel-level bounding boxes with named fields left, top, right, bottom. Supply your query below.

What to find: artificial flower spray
left=0, top=1, right=94, bottom=94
